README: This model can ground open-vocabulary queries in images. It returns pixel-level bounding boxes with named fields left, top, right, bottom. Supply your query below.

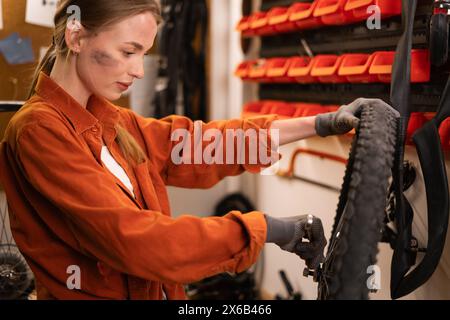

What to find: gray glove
left=265, top=214, right=327, bottom=269
left=315, top=98, right=400, bottom=137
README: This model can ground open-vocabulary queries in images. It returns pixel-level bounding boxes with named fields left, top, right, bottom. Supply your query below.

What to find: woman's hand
left=269, top=98, right=399, bottom=146
left=265, top=214, right=327, bottom=269
left=315, top=98, right=400, bottom=137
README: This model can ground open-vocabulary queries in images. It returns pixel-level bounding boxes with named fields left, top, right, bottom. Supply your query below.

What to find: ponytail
left=27, top=41, right=57, bottom=99
left=115, top=125, right=147, bottom=166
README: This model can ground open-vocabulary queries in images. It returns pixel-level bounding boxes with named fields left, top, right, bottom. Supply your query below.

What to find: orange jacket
left=0, top=72, right=280, bottom=300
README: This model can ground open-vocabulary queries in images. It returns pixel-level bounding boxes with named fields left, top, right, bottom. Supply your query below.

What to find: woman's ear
left=65, top=20, right=84, bottom=54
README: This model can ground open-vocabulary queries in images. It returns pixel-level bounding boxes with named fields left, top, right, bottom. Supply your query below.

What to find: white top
left=100, top=144, right=135, bottom=198
left=100, top=144, right=168, bottom=300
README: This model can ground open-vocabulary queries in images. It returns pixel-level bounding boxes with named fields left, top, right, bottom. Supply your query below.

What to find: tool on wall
left=275, top=270, right=302, bottom=300
left=277, top=148, right=348, bottom=193
left=153, top=0, right=208, bottom=121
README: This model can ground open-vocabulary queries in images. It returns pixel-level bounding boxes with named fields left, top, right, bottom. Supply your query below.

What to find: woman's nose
left=130, top=59, right=145, bottom=79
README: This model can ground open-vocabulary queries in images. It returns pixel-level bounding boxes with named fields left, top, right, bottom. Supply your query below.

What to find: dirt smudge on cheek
left=91, top=50, right=120, bottom=68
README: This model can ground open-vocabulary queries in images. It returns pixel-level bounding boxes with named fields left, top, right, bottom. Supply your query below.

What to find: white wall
left=168, top=0, right=246, bottom=214
left=252, top=137, right=349, bottom=299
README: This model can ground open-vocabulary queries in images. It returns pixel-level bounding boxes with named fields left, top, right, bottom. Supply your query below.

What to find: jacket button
left=91, top=127, right=98, bottom=133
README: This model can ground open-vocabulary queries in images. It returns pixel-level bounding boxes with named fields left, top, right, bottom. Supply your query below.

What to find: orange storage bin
left=422, top=112, right=450, bottom=151
left=234, top=60, right=257, bottom=81
left=404, top=113, right=450, bottom=151
left=289, top=1, right=323, bottom=30
left=248, top=59, right=270, bottom=82
left=344, top=0, right=402, bottom=21
left=406, top=113, right=428, bottom=143
left=338, top=53, right=378, bottom=83
left=311, top=55, right=347, bottom=83
left=314, top=0, right=359, bottom=26
left=242, top=100, right=277, bottom=117
left=324, top=105, right=340, bottom=112
left=242, top=101, right=265, bottom=117
left=410, top=50, right=431, bottom=83
left=266, top=57, right=296, bottom=83
left=270, top=102, right=298, bottom=119
left=259, top=100, right=282, bottom=114
left=368, top=50, right=430, bottom=83
left=268, top=6, right=298, bottom=33
left=249, top=12, right=271, bottom=36
left=368, top=51, right=395, bottom=83
left=287, top=56, right=317, bottom=83
left=236, top=16, right=253, bottom=37
left=439, top=118, right=450, bottom=151
left=293, top=103, right=328, bottom=117
left=423, top=112, right=436, bottom=122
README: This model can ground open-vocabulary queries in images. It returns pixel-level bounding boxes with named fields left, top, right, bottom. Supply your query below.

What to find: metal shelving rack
left=241, top=0, right=445, bottom=112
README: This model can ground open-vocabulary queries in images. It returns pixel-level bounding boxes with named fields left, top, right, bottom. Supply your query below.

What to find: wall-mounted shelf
left=0, top=102, right=24, bottom=112
left=258, top=82, right=445, bottom=111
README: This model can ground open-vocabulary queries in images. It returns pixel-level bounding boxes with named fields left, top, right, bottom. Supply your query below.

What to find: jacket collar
left=35, top=72, right=121, bottom=135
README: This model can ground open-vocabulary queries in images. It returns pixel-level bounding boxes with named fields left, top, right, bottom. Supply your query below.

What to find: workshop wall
left=0, top=0, right=52, bottom=101
left=0, top=0, right=130, bottom=105
left=234, top=0, right=450, bottom=300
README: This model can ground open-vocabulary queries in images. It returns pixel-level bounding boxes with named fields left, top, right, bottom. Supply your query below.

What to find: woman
left=0, top=0, right=394, bottom=300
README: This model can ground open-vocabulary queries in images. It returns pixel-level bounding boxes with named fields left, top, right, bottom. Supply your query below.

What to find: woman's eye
left=122, top=51, right=134, bottom=57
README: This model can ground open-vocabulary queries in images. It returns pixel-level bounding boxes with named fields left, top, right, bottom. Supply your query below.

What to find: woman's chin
left=102, top=91, right=122, bottom=102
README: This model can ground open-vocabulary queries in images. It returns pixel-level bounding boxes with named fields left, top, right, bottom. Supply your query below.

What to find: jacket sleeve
left=15, top=120, right=267, bottom=284
left=126, top=111, right=281, bottom=188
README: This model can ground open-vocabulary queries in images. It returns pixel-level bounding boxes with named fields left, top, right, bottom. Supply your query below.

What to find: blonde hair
left=28, top=0, right=162, bottom=166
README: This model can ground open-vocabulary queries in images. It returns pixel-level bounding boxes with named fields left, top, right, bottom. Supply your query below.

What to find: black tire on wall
left=429, top=13, right=449, bottom=67
left=318, top=103, right=398, bottom=300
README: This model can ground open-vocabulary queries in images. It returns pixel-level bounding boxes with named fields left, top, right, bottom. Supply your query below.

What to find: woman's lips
left=116, top=82, right=131, bottom=91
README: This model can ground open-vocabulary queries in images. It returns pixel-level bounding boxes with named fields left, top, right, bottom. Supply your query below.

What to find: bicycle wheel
left=0, top=244, right=34, bottom=300
left=318, top=103, right=398, bottom=300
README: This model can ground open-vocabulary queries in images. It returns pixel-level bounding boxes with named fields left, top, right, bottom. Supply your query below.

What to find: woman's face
left=76, top=12, right=158, bottom=101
